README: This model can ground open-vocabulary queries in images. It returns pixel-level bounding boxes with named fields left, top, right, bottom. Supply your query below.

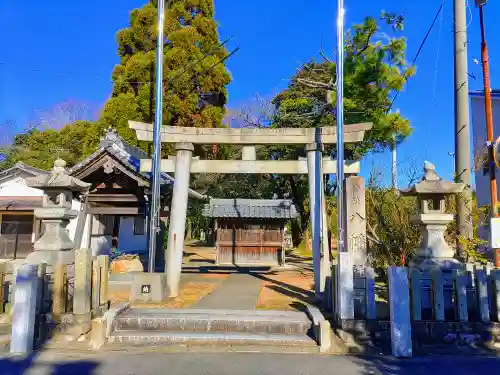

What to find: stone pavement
left=2, top=352, right=500, bottom=375
left=193, top=273, right=263, bottom=310
left=108, top=245, right=316, bottom=311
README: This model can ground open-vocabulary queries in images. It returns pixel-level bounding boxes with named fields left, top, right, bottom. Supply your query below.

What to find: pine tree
left=99, top=0, right=231, bottom=149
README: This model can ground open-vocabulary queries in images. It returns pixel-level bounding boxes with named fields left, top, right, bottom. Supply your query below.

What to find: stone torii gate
left=130, top=121, right=372, bottom=298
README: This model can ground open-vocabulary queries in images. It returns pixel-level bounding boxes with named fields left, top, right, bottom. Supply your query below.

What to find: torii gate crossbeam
left=130, top=121, right=372, bottom=298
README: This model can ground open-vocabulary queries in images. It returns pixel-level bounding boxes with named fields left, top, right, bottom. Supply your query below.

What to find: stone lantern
left=25, top=159, right=90, bottom=266
left=400, top=162, right=465, bottom=271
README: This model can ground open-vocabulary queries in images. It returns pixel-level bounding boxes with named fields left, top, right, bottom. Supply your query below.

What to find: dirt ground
left=108, top=244, right=317, bottom=311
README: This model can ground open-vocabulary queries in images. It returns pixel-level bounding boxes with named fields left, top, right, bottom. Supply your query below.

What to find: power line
left=426, top=0, right=445, bottom=159
left=0, top=37, right=234, bottom=86
left=387, top=2, right=445, bottom=113
left=0, top=0, right=306, bottom=86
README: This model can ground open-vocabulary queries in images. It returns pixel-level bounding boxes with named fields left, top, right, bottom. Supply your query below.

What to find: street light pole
left=148, top=0, right=166, bottom=273
left=336, top=0, right=345, bottom=255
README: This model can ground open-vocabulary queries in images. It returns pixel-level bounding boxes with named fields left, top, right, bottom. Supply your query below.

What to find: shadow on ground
left=351, top=354, right=500, bottom=375
left=0, top=352, right=100, bottom=375
left=249, top=272, right=318, bottom=307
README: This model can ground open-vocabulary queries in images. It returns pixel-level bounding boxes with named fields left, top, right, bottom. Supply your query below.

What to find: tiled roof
left=470, top=89, right=500, bottom=99
left=68, top=129, right=206, bottom=200
left=0, top=197, right=43, bottom=211
left=202, top=198, right=299, bottom=219
left=0, top=162, right=49, bottom=183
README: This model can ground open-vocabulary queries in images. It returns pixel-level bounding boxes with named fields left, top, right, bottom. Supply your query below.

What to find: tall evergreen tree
left=99, top=0, right=232, bottom=150
left=266, top=13, right=416, bottom=241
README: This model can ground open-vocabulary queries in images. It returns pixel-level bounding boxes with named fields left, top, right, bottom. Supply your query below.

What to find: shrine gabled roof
left=202, top=198, right=299, bottom=219
left=0, top=196, right=43, bottom=211
left=0, top=162, right=49, bottom=184
left=68, top=129, right=206, bottom=200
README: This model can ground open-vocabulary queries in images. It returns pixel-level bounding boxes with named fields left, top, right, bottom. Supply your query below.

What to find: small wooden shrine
left=203, top=198, right=299, bottom=267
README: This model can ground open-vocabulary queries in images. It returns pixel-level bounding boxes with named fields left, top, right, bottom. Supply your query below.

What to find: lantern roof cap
left=26, top=159, right=91, bottom=192
left=400, top=161, right=464, bottom=196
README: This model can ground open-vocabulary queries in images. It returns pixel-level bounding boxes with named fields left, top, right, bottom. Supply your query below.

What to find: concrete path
left=193, top=273, right=262, bottom=310
left=4, top=352, right=500, bottom=375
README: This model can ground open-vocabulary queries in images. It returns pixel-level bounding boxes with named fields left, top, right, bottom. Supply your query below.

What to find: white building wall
left=91, top=235, right=112, bottom=256
left=66, top=199, right=82, bottom=243
left=0, top=177, right=44, bottom=197
left=118, top=216, right=147, bottom=253
left=1, top=176, right=148, bottom=257
left=471, top=94, right=500, bottom=207
left=471, top=93, right=500, bottom=252
left=0, top=177, right=80, bottom=245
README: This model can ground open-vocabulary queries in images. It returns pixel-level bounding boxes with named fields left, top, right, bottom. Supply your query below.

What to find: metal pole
left=336, top=0, right=345, bottom=254
left=148, top=0, right=166, bottom=273
left=391, top=143, right=397, bottom=190
left=453, top=0, right=473, bottom=259
left=478, top=4, right=499, bottom=266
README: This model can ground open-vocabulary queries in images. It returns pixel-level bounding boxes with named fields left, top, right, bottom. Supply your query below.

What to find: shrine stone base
left=130, top=273, right=166, bottom=303
left=409, top=257, right=463, bottom=272
left=26, top=249, right=75, bottom=267
left=408, top=260, right=463, bottom=317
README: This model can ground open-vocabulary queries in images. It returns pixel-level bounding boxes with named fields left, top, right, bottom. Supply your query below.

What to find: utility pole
left=475, top=0, right=499, bottom=266
left=453, top=0, right=473, bottom=259
left=148, top=0, right=166, bottom=273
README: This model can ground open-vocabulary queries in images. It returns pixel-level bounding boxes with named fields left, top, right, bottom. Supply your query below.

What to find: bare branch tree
left=29, top=99, right=97, bottom=130
left=365, top=163, right=421, bottom=269
left=226, top=94, right=276, bottom=128
left=319, top=51, right=333, bottom=64
left=0, top=119, right=17, bottom=147
left=295, top=77, right=333, bottom=90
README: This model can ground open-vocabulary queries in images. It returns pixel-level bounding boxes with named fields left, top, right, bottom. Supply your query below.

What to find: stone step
left=0, top=334, right=10, bottom=353
left=109, top=330, right=318, bottom=348
left=0, top=324, right=11, bottom=353
left=0, top=324, right=11, bottom=336
left=114, top=308, right=312, bottom=335
left=123, top=308, right=311, bottom=318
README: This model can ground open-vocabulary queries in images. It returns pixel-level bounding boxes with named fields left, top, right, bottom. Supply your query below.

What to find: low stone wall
left=338, top=318, right=500, bottom=354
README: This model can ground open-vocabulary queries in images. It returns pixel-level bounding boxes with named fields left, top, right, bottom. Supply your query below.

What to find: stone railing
left=333, top=256, right=500, bottom=358
left=3, top=249, right=109, bottom=354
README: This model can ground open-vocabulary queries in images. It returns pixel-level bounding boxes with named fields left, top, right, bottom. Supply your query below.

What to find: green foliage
left=100, top=0, right=232, bottom=150
left=366, top=185, right=420, bottom=270
left=0, top=121, right=99, bottom=170
left=366, top=175, right=489, bottom=271
left=458, top=235, right=489, bottom=265
left=190, top=145, right=276, bottom=198
left=446, top=193, right=489, bottom=264
left=273, top=12, right=415, bottom=159
left=1, top=0, right=231, bottom=176
left=255, top=12, right=416, bottom=243
left=109, top=247, right=123, bottom=263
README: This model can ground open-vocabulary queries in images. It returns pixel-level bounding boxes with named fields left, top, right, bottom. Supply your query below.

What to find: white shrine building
left=470, top=89, right=500, bottom=249
left=0, top=129, right=205, bottom=262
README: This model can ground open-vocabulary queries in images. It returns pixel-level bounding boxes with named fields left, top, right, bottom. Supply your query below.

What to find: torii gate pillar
left=306, top=143, right=330, bottom=297
left=165, top=142, right=194, bottom=297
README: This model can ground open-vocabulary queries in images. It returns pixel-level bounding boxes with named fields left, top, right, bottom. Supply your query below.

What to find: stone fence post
left=388, top=266, right=412, bottom=358
left=74, top=248, right=92, bottom=324
left=10, top=265, right=40, bottom=354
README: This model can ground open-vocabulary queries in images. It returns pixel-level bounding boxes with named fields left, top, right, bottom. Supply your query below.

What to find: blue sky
left=1, top=0, right=499, bottom=186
